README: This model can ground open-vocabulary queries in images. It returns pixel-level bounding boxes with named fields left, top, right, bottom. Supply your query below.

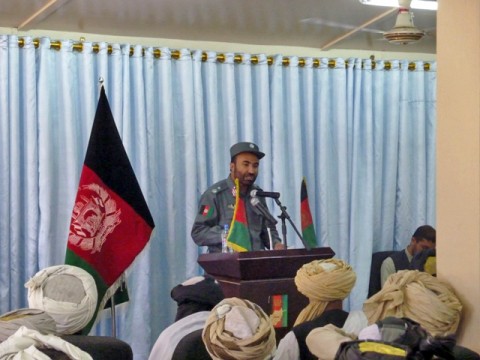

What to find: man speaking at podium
left=191, top=142, right=285, bottom=253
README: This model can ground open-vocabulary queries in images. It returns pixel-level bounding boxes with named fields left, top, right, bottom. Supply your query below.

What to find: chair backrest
left=367, top=251, right=395, bottom=298
left=172, top=329, right=212, bottom=360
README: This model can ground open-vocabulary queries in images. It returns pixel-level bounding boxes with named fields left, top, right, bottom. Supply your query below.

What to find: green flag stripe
left=302, top=224, right=317, bottom=248
left=228, top=222, right=251, bottom=251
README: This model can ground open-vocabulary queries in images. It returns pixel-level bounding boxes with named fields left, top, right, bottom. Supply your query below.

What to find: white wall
left=437, top=0, right=480, bottom=353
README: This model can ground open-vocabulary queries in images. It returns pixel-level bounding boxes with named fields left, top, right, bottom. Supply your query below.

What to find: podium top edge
left=198, top=247, right=335, bottom=261
left=197, top=247, right=336, bottom=280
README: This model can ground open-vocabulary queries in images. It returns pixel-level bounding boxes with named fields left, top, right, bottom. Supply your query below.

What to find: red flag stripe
left=67, top=165, right=153, bottom=285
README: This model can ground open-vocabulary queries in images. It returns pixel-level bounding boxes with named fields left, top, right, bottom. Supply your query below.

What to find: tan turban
left=363, top=270, right=462, bottom=337
left=294, top=259, right=356, bottom=326
left=306, top=324, right=356, bottom=360
left=202, top=297, right=276, bottom=360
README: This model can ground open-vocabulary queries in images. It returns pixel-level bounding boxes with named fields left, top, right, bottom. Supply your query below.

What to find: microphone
left=250, top=189, right=280, bottom=199
left=250, top=197, right=278, bottom=225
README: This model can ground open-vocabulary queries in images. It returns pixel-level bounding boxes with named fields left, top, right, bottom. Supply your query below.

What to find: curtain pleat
left=0, top=35, right=436, bottom=359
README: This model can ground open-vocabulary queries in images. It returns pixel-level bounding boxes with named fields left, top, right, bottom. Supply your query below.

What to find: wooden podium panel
left=198, top=247, right=336, bottom=342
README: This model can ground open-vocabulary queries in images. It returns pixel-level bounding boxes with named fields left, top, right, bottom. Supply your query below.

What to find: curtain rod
left=17, top=37, right=432, bottom=71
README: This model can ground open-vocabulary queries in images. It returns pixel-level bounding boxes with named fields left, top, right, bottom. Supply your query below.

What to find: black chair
left=367, top=250, right=395, bottom=298
left=453, top=345, right=480, bottom=360
left=171, top=329, right=212, bottom=360
left=40, top=335, right=133, bottom=360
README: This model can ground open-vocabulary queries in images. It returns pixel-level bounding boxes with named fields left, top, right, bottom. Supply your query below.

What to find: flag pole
left=98, top=76, right=117, bottom=338
left=97, top=75, right=118, bottom=338
left=273, top=197, right=311, bottom=250
left=110, top=295, right=116, bottom=338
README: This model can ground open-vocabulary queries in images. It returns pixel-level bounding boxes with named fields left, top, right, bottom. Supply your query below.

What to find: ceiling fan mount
left=382, top=0, right=425, bottom=45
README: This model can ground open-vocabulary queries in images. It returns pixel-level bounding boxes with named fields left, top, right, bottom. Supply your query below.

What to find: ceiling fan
left=301, top=0, right=436, bottom=50
left=358, top=0, right=438, bottom=45
left=381, top=0, right=426, bottom=45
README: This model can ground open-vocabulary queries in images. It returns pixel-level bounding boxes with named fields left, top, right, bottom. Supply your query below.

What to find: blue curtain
left=0, top=34, right=436, bottom=358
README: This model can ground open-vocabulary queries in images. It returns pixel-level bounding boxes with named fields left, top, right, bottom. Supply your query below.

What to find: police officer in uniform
left=191, top=142, right=284, bottom=253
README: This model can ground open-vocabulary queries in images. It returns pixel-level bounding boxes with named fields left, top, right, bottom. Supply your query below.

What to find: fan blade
left=301, top=17, right=385, bottom=34
left=320, top=7, right=397, bottom=50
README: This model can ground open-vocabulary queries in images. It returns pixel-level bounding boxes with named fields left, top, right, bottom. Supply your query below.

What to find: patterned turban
left=363, top=270, right=462, bottom=337
left=202, top=297, right=276, bottom=360
left=294, top=258, right=356, bottom=326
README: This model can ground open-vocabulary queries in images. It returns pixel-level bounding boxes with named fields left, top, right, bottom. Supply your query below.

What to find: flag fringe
left=94, top=276, right=125, bottom=329
left=92, top=231, right=154, bottom=329
left=227, top=178, right=240, bottom=238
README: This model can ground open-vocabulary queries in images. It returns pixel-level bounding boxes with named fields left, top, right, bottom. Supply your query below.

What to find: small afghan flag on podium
left=270, top=294, right=288, bottom=328
left=227, top=178, right=252, bottom=252
left=65, top=86, right=155, bottom=334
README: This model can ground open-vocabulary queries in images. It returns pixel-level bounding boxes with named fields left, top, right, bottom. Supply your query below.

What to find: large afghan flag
left=65, top=87, right=155, bottom=334
left=227, top=178, right=252, bottom=252
left=301, top=178, right=317, bottom=248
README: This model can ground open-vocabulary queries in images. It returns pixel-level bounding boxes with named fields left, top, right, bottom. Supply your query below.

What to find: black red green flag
left=227, top=178, right=252, bottom=252
left=301, top=178, right=317, bottom=248
left=65, top=86, right=155, bottom=334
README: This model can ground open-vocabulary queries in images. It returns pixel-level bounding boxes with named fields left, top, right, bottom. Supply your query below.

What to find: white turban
left=0, top=308, right=57, bottom=342
left=25, top=265, right=97, bottom=335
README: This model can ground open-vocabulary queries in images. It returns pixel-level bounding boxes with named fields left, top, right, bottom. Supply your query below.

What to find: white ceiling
left=0, top=0, right=436, bottom=54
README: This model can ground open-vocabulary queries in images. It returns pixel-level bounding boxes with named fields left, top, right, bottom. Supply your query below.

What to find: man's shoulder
left=204, top=178, right=231, bottom=196
left=381, top=255, right=394, bottom=266
left=388, top=248, right=410, bottom=270
left=389, top=249, right=408, bottom=260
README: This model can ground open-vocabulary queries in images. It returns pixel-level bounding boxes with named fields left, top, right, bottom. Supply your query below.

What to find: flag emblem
left=69, top=183, right=121, bottom=254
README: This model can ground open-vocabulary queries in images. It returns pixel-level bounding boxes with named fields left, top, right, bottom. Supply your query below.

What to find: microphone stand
left=273, top=197, right=312, bottom=251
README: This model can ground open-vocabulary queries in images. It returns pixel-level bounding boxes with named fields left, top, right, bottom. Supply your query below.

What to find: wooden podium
left=197, top=247, right=336, bottom=342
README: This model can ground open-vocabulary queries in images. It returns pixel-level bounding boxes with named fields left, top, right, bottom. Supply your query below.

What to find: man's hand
left=274, top=243, right=286, bottom=250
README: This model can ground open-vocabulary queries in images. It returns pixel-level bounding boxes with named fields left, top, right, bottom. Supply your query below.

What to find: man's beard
left=237, top=174, right=256, bottom=188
